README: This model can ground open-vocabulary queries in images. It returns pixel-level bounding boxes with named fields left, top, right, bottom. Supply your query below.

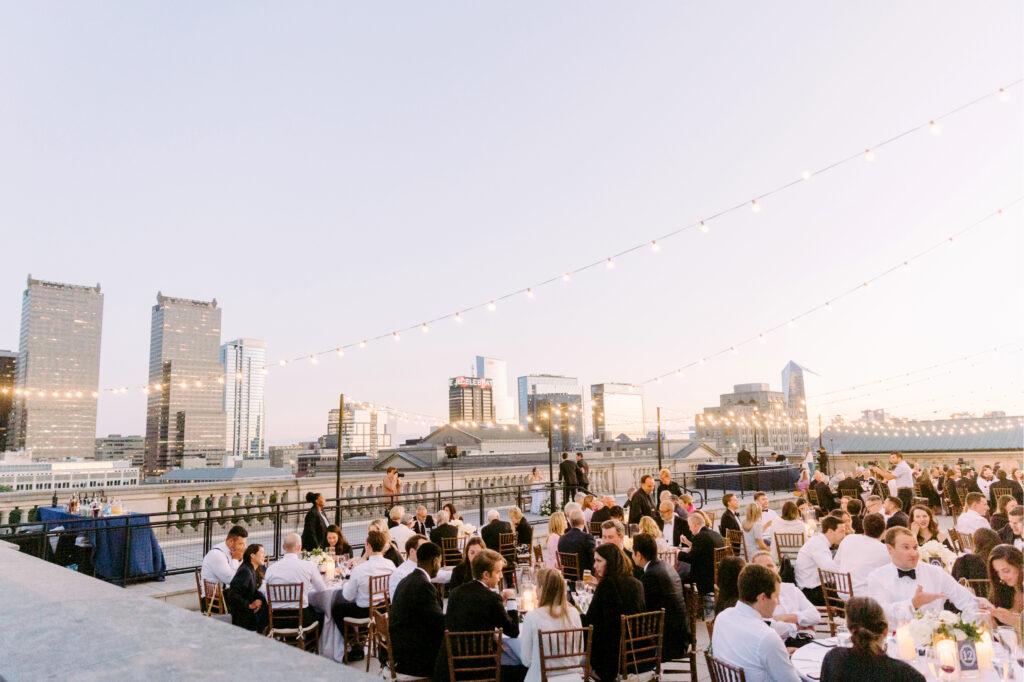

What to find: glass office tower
left=221, top=338, right=266, bottom=459
left=517, top=374, right=585, bottom=451
left=591, top=383, right=645, bottom=441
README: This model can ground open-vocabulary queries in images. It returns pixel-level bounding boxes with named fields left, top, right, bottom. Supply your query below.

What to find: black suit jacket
left=886, top=510, right=909, bottom=529
left=737, top=449, right=754, bottom=467
left=582, top=575, right=646, bottom=682
left=480, top=519, right=513, bottom=553
left=813, top=481, right=838, bottom=513
left=559, top=458, right=579, bottom=485
left=590, top=506, right=612, bottom=526
left=998, top=523, right=1021, bottom=546
left=719, top=508, right=741, bottom=537
left=686, top=526, right=725, bottom=594
left=301, top=506, right=328, bottom=552
left=668, top=516, right=691, bottom=546
left=577, top=458, right=590, bottom=487
left=429, top=523, right=459, bottom=546
left=556, top=527, right=596, bottom=574
left=515, top=517, right=533, bottom=548
left=836, top=477, right=861, bottom=498
left=641, top=559, right=692, bottom=660
left=412, top=515, right=435, bottom=536
left=657, top=481, right=683, bottom=499
left=628, top=490, right=657, bottom=526
left=434, top=580, right=519, bottom=682
left=225, top=563, right=266, bottom=632
left=392, top=568, right=445, bottom=678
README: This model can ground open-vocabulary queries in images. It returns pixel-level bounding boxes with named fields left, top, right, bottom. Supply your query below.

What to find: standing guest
left=333, top=530, right=394, bottom=660
left=846, top=499, right=864, bottom=535
left=301, top=492, right=329, bottom=552
left=628, top=474, right=658, bottom=526
left=582, top=544, right=646, bottom=682
left=998, top=506, right=1023, bottom=549
left=519, top=569, right=583, bottom=682
left=817, top=446, right=830, bottom=477
left=590, top=496, right=615, bottom=525
left=795, top=469, right=810, bottom=495
left=601, top=520, right=643, bottom=579
left=990, top=495, right=1017, bottom=532
left=363, top=519, right=403, bottom=566
left=812, top=471, right=838, bottom=514
left=819, top=596, right=925, bottom=682
left=753, top=492, right=779, bottom=545
left=737, top=444, right=754, bottom=468
left=951, top=527, right=1002, bottom=582
left=201, top=525, right=248, bottom=587
left=412, top=505, right=434, bottom=536
left=545, top=511, right=568, bottom=569
left=576, top=452, right=591, bottom=495
left=323, top=524, right=353, bottom=557
left=557, top=510, right=596, bottom=575
left=262, top=533, right=326, bottom=633
left=865, top=526, right=978, bottom=626
left=719, top=493, right=742, bottom=537
left=390, top=513, right=416, bottom=550
left=387, top=505, right=405, bottom=529
left=871, top=452, right=914, bottom=512
left=480, top=508, right=513, bottom=553
left=657, top=468, right=683, bottom=498
left=388, top=534, right=428, bottom=601
left=906, top=505, right=948, bottom=548
left=509, top=506, right=532, bottom=550
left=741, top=503, right=770, bottom=560
left=713, top=556, right=746, bottom=617
left=390, top=542, right=444, bottom=680
left=382, top=467, right=401, bottom=509
left=529, top=467, right=546, bottom=515
left=632, top=534, right=692, bottom=660
left=659, top=501, right=689, bottom=546
left=711, top=564, right=802, bottom=682
left=981, top=544, right=1023, bottom=628
left=794, top=515, right=846, bottom=605
left=225, top=543, right=269, bottom=632
left=449, top=536, right=485, bottom=591
left=558, top=452, right=579, bottom=506
left=883, top=497, right=909, bottom=529
left=750, top=552, right=821, bottom=644
left=957, top=492, right=992, bottom=535
left=834, top=513, right=890, bottom=595
left=678, top=513, right=726, bottom=595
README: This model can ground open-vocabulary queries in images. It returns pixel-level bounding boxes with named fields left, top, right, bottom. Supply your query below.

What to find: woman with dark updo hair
left=301, top=491, right=329, bottom=551
left=820, top=596, right=924, bottom=682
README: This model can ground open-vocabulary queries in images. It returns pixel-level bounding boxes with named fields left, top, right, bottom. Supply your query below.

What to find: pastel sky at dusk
left=1, top=3, right=1021, bottom=445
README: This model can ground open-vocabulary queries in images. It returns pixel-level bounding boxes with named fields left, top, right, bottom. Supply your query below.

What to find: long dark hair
left=713, top=557, right=745, bottom=616
left=325, top=524, right=348, bottom=550
left=988, top=544, right=1023, bottom=610
left=596, top=543, right=633, bottom=579
left=846, top=596, right=889, bottom=656
left=908, top=504, right=938, bottom=541
left=241, top=543, right=264, bottom=588
left=461, top=536, right=485, bottom=565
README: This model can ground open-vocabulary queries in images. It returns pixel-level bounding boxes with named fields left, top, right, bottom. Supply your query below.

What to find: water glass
left=835, top=625, right=851, bottom=648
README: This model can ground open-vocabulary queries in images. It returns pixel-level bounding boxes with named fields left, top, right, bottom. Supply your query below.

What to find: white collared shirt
left=794, top=533, right=840, bottom=590
left=866, top=561, right=978, bottom=626
left=768, top=581, right=821, bottom=639
left=978, top=477, right=993, bottom=498
left=956, top=509, right=991, bottom=536
left=390, top=523, right=415, bottom=551
left=760, top=508, right=780, bottom=539
left=389, top=558, right=417, bottom=601
left=888, top=461, right=914, bottom=496
left=711, top=602, right=801, bottom=682
left=834, top=533, right=891, bottom=595
left=343, top=554, right=395, bottom=608
left=662, top=519, right=675, bottom=547
left=200, top=542, right=239, bottom=586
left=262, top=553, right=326, bottom=608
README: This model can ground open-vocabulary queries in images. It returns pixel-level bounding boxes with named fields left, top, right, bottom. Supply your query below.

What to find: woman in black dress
left=324, top=524, right=353, bottom=557
left=509, top=506, right=532, bottom=551
left=225, top=544, right=269, bottom=632
left=951, top=527, right=1001, bottom=581
left=449, top=537, right=485, bottom=591
left=301, top=491, right=328, bottom=552
left=582, top=543, right=646, bottom=682
left=820, top=596, right=924, bottom=682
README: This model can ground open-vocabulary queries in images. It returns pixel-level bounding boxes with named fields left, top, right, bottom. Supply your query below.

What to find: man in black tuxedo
left=811, top=471, right=838, bottom=514
left=677, top=513, right=724, bottom=595
left=412, top=505, right=435, bottom=536
left=835, top=472, right=862, bottom=500
left=557, top=510, right=596, bottom=575
left=884, top=496, right=909, bottom=529
left=659, top=501, right=691, bottom=546
left=628, top=474, right=658, bottom=527
left=737, top=445, right=754, bottom=468
left=480, top=509, right=513, bottom=553
left=718, top=493, right=741, bottom=537
left=391, top=542, right=444, bottom=678
left=576, top=452, right=591, bottom=495
left=434, top=549, right=519, bottom=681
left=998, top=507, right=1023, bottom=547
left=429, top=510, right=458, bottom=546
left=590, top=496, right=615, bottom=526
left=558, top=452, right=578, bottom=506
left=632, top=534, right=692, bottom=659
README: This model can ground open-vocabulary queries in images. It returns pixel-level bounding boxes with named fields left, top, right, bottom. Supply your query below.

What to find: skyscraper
left=326, top=403, right=391, bottom=459
left=449, top=376, right=494, bottom=423
left=144, top=294, right=226, bottom=475
left=221, top=338, right=266, bottom=460
left=695, top=382, right=809, bottom=455
left=517, top=374, right=585, bottom=451
left=475, top=356, right=515, bottom=423
left=8, top=278, right=103, bottom=459
left=0, top=350, right=19, bottom=452
left=781, top=361, right=812, bottom=419
left=591, top=383, right=645, bottom=441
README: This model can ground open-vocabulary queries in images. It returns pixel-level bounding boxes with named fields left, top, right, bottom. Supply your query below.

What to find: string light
left=651, top=240, right=660, bottom=252
left=526, top=288, right=534, bottom=298
left=864, top=149, right=875, bottom=162
left=999, top=87, right=1011, bottom=102
left=336, top=348, right=344, bottom=357
left=308, top=355, right=317, bottom=364
left=421, top=323, right=429, bottom=333
left=606, top=257, right=615, bottom=269
left=454, top=312, right=462, bottom=323
left=801, top=170, right=812, bottom=181
left=392, top=331, right=400, bottom=342
left=700, top=221, right=709, bottom=233
left=750, top=200, right=761, bottom=213
left=487, top=301, right=496, bottom=311
left=360, top=340, right=367, bottom=348
left=562, top=272, right=571, bottom=282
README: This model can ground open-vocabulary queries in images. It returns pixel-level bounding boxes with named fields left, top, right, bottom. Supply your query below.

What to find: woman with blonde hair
left=582, top=494, right=596, bottom=523
left=519, top=569, right=583, bottom=682
left=546, top=511, right=568, bottom=569
left=363, top=518, right=402, bottom=566
left=741, top=503, right=769, bottom=560
left=637, top=515, right=661, bottom=540
left=509, top=506, right=532, bottom=550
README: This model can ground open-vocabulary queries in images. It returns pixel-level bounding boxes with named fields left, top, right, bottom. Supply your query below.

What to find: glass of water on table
left=835, top=624, right=851, bottom=647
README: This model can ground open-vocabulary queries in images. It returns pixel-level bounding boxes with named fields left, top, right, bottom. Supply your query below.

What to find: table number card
left=957, top=640, right=979, bottom=677
left=928, top=556, right=945, bottom=568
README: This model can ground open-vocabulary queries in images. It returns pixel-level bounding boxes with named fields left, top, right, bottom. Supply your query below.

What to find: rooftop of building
left=155, top=292, right=218, bottom=308
left=151, top=467, right=292, bottom=483
left=821, top=415, right=1023, bottom=453
left=26, top=275, right=101, bottom=293
left=423, top=423, right=548, bottom=443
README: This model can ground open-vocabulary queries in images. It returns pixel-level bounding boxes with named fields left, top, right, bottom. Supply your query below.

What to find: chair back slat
left=589, top=522, right=603, bottom=536
left=202, top=579, right=226, bottom=615
left=712, top=545, right=733, bottom=588
left=266, top=582, right=317, bottom=649
left=445, top=629, right=503, bottom=682
left=442, top=537, right=462, bottom=567
left=658, top=549, right=678, bottom=568
left=532, top=543, right=544, bottom=567
left=959, top=577, right=991, bottom=599
left=705, top=651, right=747, bottom=682
left=538, top=626, right=592, bottom=682
left=619, top=610, right=664, bottom=679
left=806, top=489, right=819, bottom=506
left=373, top=611, right=397, bottom=681
left=557, top=552, right=580, bottom=581
left=369, top=573, right=391, bottom=617
left=819, top=569, right=853, bottom=637
left=773, top=532, right=805, bottom=561
left=725, top=529, right=746, bottom=561
left=947, top=528, right=964, bottom=553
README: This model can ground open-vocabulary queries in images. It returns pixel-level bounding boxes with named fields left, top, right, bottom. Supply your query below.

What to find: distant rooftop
left=26, top=276, right=101, bottom=293
left=821, top=416, right=1023, bottom=454
left=153, top=467, right=292, bottom=483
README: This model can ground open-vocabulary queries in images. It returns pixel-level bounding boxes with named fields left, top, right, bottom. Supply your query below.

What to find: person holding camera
left=383, top=466, right=402, bottom=510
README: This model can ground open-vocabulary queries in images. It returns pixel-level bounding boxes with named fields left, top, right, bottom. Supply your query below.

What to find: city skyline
left=0, top=4, right=1020, bottom=446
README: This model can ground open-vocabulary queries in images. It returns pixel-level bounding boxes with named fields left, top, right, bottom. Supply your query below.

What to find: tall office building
left=144, top=294, right=226, bottom=475
left=0, top=350, right=15, bottom=452
left=325, top=404, right=391, bottom=459
left=695, top=382, right=809, bottom=455
left=517, top=374, right=585, bottom=451
left=591, top=383, right=645, bottom=441
left=221, top=338, right=266, bottom=460
left=449, top=376, right=494, bottom=423
left=781, top=361, right=811, bottom=419
left=95, top=434, right=145, bottom=467
left=475, top=356, right=515, bottom=423
left=8, top=278, right=103, bottom=458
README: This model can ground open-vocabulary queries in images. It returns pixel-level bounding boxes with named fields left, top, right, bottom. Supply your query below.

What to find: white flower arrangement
left=920, top=540, right=957, bottom=570
left=305, top=548, right=328, bottom=567
left=909, top=609, right=982, bottom=647
left=457, top=523, right=476, bottom=539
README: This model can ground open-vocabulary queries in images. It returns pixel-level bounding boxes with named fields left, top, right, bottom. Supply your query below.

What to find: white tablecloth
left=502, top=635, right=523, bottom=666
left=308, top=582, right=347, bottom=663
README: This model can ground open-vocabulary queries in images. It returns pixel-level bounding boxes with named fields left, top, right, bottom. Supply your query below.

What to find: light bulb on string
left=454, top=312, right=462, bottom=323
left=864, top=149, right=875, bottom=162
left=336, top=348, right=344, bottom=357
left=700, top=221, right=709, bottom=233
left=824, top=301, right=832, bottom=311
left=217, top=376, right=225, bottom=384
left=392, top=331, right=400, bottom=341
left=279, top=359, right=287, bottom=367
left=750, top=200, right=761, bottom=213
left=947, top=237, right=954, bottom=247
left=999, top=87, right=1011, bottom=102
left=651, top=240, right=660, bottom=252
left=309, top=355, right=318, bottom=364
left=606, top=257, right=615, bottom=269
left=360, top=340, right=367, bottom=348
left=421, top=323, right=429, bottom=333
left=487, top=301, right=496, bottom=311
left=801, top=170, right=812, bottom=181
left=759, top=333, right=767, bottom=343
left=928, top=120, right=941, bottom=134
left=562, top=272, right=571, bottom=282
left=526, top=288, right=534, bottom=298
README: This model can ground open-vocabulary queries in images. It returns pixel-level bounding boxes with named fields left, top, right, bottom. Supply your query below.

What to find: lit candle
left=323, top=559, right=335, bottom=582
left=520, top=586, right=536, bottom=613
left=896, top=624, right=916, bottom=660
left=936, top=639, right=958, bottom=671
left=976, top=631, right=993, bottom=669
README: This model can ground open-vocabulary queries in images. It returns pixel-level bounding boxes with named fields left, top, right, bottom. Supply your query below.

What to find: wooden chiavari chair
left=619, top=610, right=664, bottom=681
left=958, top=577, right=991, bottom=599
left=266, top=583, right=319, bottom=653
left=818, top=569, right=853, bottom=637
left=498, top=532, right=518, bottom=589
left=538, top=627, right=592, bottom=682
left=773, top=532, right=805, bottom=562
left=725, top=529, right=746, bottom=561
left=445, top=629, right=502, bottom=682
left=712, top=545, right=733, bottom=588
left=441, top=536, right=462, bottom=567
left=365, top=573, right=392, bottom=671
left=557, top=551, right=581, bottom=583
left=371, top=611, right=432, bottom=682
left=705, top=651, right=747, bottom=682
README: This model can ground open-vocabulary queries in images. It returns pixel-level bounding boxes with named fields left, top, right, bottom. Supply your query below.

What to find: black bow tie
left=897, top=568, right=916, bottom=580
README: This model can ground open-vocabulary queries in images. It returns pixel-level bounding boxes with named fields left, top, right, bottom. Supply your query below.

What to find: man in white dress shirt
left=794, top=515, right=846, bottom=605
left=834, top=512, right=890, bottom=595
left=866, top=526, right=979, bottom=626
left=754, top=492, right=779, bottom=544
left=388, top=534, right=428, bottom=600
left=332, top=529, right=395, bottom=661
left=262, top=532, right=326, bottom=629
left=200, top=524, right=248, bottom=587
left=977, top=465, right=994, bottom=500
left=711, top=564, right=802, bottom=682
left=390, top=513, right=416, bottom=550
left=750, top=552, right=820, bottom=642
left=871, top=452, right=915, bottom=511
left=956, top=492, right=992, bottom=536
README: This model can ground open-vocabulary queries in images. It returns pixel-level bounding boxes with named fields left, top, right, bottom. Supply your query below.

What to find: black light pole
left=334, top=393, right=344, bottom=525
left=546, top=411, right=554, bottom=484
left=656, top=406, right=663, bottom=470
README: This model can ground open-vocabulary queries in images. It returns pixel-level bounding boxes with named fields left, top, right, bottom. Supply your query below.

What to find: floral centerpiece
left=305, top=548, right=329, bottom=568
left=920, top=540, right=957, bottom=571
left=452, top=519, right=477, bottom=539
left=908, top=609, right=983, bottom=647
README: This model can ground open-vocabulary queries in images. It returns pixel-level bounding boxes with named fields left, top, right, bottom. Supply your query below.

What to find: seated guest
left=742, top=503, right=770, bottom=560
left=863, top=495, right=883, bottom=518
left=323, top=524, right=353, bottom=557
left=771, top=502, right=807, bottom=561
left=412, top=505, right=434, bottom=536
left=428, top=509, right=458, bottom=547
left=442, top=502, right=460, bottom=523
left=608, top=505, right=626, bottom=523
left=632, top=534, right=692, bottom=659
left=225, top=543, right=269, bottom=632
left=638, top=515, right=662, bottom=540
left=990, top=495, right=1016, bottom=532
left=829, top=509, right=855, bottom=537
left=846, top=499, right=864, bottom=535
left=794, top=515, right=846, bottom=605
left=866, top=526, right=978, bottom=626
left=812, top=471, right=838, bottom=513
left=711, top=564, right=801, bottom=682
left=713, top=556, right=746, bottom=617
left=680, top=494, right=696, bottom=515
left=982, top=544, right=1023, bottom=628
left=520, top=569, right=583, bottom=682
left=795, top=469, right=810, bottom=495
left=601, top=519, right=643, bottom=579
left=434, top=549, right=519, bottom=681
left=388, top=534, right=428, bottom=600
left=835, top=471, right=862, bottom=499
left=750, top=552, right=820, bottom=644
left=883, top=497, right=909, bottom=529
left=557, top=510, right=596, bottom=575
left=951, top=527, right=1001, bottom=582
left=389, top=513, right=416, bottom=550
left=582, top=494, right=597, bottom=524
left=658, top=501, right=687, bottom=547
left=907, top=505, right=948, bottom=548
left=449, top=537, right=485, bottom=591
left=719, top=493, right=742, bottom=537
left=957, top=492, right=992, bottom=535
left=387, top=505, right=404, bottom=529
left=657, top=468, right=683, bottom=498
left=262, top=533, right=325, bottom=633
left=481, top=508, right=513, bottom=553
left=363, top=519, right=402, bottom=567
left=545, top=511, right=568, bottom=569
left=509, top=506, right=532, bottom=550
left=999, top=506, right=1023, bottom=549
left=583, top=544, right=646, bottom=682
left=201, top=524, right=248, bottom=587
left=754, top=491, right=778, bottom=545
left=678, top=512, right=725, bottom=595
left=590, top=496, right=615, bottom=525
left=333, top=530, right=394, bottom=660
left=390, top=542, right=444, bottom=679
left=834, top=513, right=890, bottom=595
left=820, top=596, right=925, bottom=682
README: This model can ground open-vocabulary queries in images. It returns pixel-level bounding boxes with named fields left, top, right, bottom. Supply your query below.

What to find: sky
left=1, top=3, right=1022, bottom=445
